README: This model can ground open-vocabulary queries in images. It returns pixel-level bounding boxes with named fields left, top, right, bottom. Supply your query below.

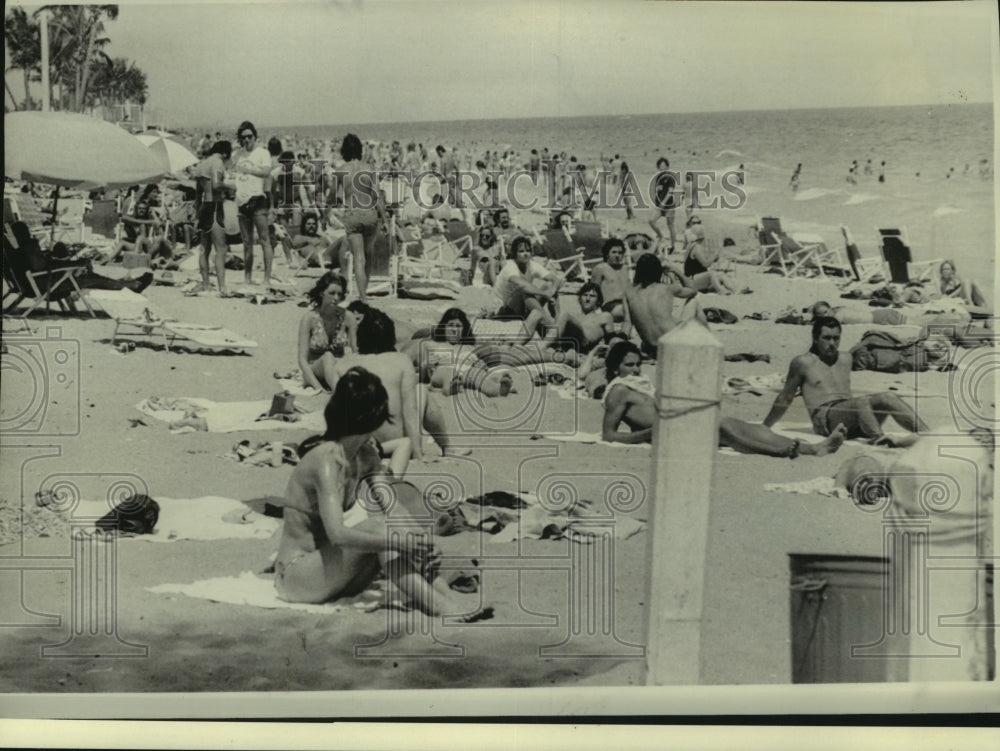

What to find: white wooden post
left=644, top=317, right=723, bottom=685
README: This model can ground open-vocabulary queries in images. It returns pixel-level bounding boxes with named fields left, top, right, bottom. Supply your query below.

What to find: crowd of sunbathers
left=9, top=123, right=993, bottom=619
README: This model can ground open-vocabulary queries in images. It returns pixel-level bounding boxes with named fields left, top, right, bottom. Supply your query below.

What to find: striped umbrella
left=135, top=131, right=199, bottom=175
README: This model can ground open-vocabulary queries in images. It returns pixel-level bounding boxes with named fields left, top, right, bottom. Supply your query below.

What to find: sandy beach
left=2, top=194, right=994, bottom=696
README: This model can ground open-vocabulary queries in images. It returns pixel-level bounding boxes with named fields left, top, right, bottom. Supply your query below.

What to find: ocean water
left=271, top=103, right=995, bottom=285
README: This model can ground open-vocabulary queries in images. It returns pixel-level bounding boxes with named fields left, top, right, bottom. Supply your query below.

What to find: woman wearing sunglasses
left=232, top=120, right=276, bottom=286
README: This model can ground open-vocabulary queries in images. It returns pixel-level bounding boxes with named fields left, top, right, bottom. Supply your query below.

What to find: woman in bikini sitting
left=273, top=365, right=493, bottom=621
left=663, top=215, right=736, bottom=295
left=937, top=259, right=991, bottom=319
left=297, top=272, right=359, bottom=392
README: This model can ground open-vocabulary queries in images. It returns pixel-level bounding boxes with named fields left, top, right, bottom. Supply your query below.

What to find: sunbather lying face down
left=272, top=366, right=493, bottom=622
left=600, top=341, right=847, bottom=456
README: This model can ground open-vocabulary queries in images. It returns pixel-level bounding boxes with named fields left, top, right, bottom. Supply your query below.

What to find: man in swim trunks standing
left=624, top=253, right=698, bottom=358
left=763, top=316, right=928, bottom=445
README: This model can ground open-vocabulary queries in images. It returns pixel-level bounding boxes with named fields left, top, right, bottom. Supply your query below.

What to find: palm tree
left=4, top=7, right=42, bottom=110
left=88, top=54, right=147, bottom=112
left=35, top=5, right=119, bottom=112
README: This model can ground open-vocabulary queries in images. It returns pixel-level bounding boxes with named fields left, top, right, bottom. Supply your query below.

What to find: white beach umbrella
left=135, top=132, right=199, bottom=175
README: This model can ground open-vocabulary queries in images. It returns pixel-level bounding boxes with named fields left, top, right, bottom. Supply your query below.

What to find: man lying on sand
left=602, top=341, right=847, bottom=456
left=624, top=253, right=700, bottom=358
left=272, top=365, right=493, bottom=622
left=764, top=316, right=927, bottom=447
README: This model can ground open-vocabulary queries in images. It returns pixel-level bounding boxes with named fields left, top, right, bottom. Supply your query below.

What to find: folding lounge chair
left=756, top=217, right=825, bottom=277
left=2, top=222, right=96, bottom=328
left=538, top=228, right=586, bottom=283
left=87, top=288, right=258, bottom=352
left=841, top=226, right=885, bottom=284
left=876, top=227, right=941, bottom=284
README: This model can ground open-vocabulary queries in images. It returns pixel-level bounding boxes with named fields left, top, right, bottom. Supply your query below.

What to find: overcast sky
left=7, top=0, right=999, bottom=128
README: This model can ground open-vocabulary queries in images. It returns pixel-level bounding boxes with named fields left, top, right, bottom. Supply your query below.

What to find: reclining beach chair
left=87, top=288, right=258, bottom=353
left=2, top=222, right=96, bottom=328
left=876, top=227, right=941, bottom=284
left=756, top=217, right=826, bottom=277
left=538, top=228, right=586, bottom=284
left=841, top=226, right=885, bottom=284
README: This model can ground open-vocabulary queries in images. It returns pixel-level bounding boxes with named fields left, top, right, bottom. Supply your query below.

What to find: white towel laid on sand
left=762, top=476, right=850, bottom=498
left=535, top=431, right=652, bottom=449
left=136, top=397, right=326, bottom=433
left=458, top=502, right=646, bottom=543
left=147, top=571, right=398, bottom=614
left=70, top=496, right=280, bottom=542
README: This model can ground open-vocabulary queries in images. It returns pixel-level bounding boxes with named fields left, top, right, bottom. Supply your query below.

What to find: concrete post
left=643, top=317, right=723, bottom=685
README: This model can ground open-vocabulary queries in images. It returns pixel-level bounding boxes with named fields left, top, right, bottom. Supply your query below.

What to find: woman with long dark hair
left=273, top=366, right=493, bottom=621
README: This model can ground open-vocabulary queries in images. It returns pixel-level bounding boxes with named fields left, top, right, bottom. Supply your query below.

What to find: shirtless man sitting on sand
left=763, top=316, right=928, bottom=446
left=602, top=341, right=847, bottom=456
left=543, top=282, right=614, bottom=354
left=329, top=308, right=470, bottom=462
left=589, top=238, right=631, bottom=332
left=624, top=253, right=699, bottom=358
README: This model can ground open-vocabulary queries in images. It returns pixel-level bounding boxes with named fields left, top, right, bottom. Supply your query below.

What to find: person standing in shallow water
left=789, top=163, right=802, bottom=192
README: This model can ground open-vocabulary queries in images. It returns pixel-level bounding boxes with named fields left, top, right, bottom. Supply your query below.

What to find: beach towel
left=454, top=499, right=646, bottom=543
left=136, top=396, right=326, bottom=433
left=722, top=373, right=784, bottom=395
left=762, top=476, right=850, bottom=499
left=52, top=496, right=281, bottom=542
left=531, top=430, right=651, bottom=449
left=148, top=571, right=399, bottom=614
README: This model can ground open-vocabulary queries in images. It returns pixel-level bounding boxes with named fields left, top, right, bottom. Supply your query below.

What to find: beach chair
left=362, top=222, right=398, bottom=297
left=2, top=222, right=96, bottom=328
left=87, top=288, right=258, bottom=353
left=538, top=228, right=586, bottom=284
left=841, top=226, right=885, bottom=284
left=755, top=218, right=782, bottom=268
left=4, top=195, right=88, bottom=245
left=756, top=217, right=825, bottom=277
left=876, top=227, right=941, bottom=284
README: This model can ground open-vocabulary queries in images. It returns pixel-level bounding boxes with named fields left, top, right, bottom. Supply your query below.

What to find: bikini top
left=307, top=307, right=347, bottom=359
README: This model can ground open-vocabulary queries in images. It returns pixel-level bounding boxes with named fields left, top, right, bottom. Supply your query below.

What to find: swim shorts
left=601, top=299, right=623, bottom=313
left=811, top=398, right=850, bottom=436
left=340, top=208, right=380, bottom=237
left=640, top=341, right=658, bottom=359
left=196, top=201, right=225, bottom=232
left=238, top=194, right=270, bottom=218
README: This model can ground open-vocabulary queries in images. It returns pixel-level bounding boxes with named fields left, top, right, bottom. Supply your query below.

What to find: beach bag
left=95, top=494, right=160, bottom=535
left=268, top=390, right=296, bottom=417
left=849, top=330, right=929, bottom=373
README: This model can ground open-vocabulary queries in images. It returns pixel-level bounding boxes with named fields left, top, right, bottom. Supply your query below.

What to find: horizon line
left=174, top=100, right=993, bottom=133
